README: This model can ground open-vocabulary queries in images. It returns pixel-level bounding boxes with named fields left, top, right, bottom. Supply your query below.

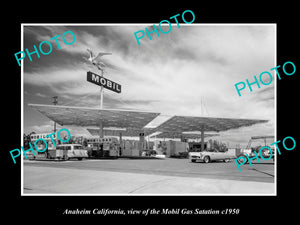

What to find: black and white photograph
left=4, top=5, right=298, bottom=221
left=21, top=24, right=276, bottom=195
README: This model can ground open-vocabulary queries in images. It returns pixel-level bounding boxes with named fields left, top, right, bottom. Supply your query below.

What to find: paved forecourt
left=23, top=158, right=275, bottom=195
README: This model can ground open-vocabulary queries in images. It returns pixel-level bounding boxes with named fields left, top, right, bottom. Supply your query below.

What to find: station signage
left=87, top=71, right=121, bottom=93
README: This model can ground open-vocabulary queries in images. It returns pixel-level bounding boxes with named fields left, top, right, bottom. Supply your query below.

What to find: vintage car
left=189, top=150, right=235, bottom=163
left=48, top=144, right=89, bottom=160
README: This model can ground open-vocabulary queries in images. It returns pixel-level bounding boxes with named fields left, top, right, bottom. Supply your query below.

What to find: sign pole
left=100, top=86, right=103, bottom=109
left=99, top=70, right=104, bottom=139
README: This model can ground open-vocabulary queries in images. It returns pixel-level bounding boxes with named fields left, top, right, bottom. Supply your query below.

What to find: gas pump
left=87, top=137, right=119, bottom=158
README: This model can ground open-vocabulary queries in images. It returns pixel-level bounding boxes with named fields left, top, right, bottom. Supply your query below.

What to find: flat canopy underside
left=251, top=135, right=275, bottom=140
left=87, top=129, right=219, bottom=139
left=29, top=104, right=268, bottom=135
left=154, top=132, right=220, bottom=139
left=29, top=104, right=160, bottom=130
left=87, top=128, right=153, bottom=137
left=152, top=115, right=268, bottom=133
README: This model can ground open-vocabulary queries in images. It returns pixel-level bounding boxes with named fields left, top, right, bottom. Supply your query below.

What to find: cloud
left=35, top=93, right=47, bottom=98
left=23, top=24, right=276, bottom=144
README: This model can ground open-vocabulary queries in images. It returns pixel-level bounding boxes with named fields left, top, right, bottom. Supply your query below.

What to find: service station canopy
left=28, top=104, right=160, bottom=130
left=87, top=128, right=154, bottom=137
left=29, top=104, right=268, bottom=138
left=154, top=132, right=219, bottom=139
left=150, top=115, right=268, bottom=133
left=86, top=129, right=219, bottom=139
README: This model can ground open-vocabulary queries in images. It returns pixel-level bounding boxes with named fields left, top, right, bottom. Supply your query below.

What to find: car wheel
left=77, top=157, right=83, bottom=161
left=237, top=154, right=248, bottom=164
left=191, top=159, right=196, bottom=163
left=203, top=156, right=210, bottom=163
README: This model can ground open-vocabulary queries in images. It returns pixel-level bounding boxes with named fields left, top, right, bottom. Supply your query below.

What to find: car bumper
left=190, top=156, right=204, bottom=162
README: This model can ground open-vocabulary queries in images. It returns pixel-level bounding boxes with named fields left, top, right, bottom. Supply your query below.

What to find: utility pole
left=52, top=96, right=58, bottom=133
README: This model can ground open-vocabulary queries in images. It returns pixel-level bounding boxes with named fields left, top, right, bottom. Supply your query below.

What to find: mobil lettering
left=87, top=71, right=121, bottom=93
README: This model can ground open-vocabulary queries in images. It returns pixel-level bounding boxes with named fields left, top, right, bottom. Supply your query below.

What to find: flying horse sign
left=84, top=49, right=121, bottom=109
left=84, top=48, right=112, bottom=73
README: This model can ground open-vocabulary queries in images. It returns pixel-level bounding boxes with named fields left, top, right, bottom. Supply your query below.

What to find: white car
left=189, top=150, right=234, bottom=163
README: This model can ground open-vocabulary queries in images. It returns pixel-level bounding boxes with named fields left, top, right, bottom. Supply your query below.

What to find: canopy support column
left=99, top=121, right=104, bottom=139
left=119, top=132, right=122, bottom=144
left=201, top=125, right=205, bottom=151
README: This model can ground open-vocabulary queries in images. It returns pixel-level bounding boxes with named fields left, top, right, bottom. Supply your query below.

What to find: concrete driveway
left=23, top=158, right=275, bottom=195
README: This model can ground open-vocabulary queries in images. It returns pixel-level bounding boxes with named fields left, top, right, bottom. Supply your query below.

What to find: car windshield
left=73, top=145, right=83, bottom=149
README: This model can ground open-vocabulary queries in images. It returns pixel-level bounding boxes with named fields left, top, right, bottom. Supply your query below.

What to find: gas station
left=22, top=28, right=276, bottom=195
left=27, top=51, right=269, bottom=159
left=28, top=101, right=268, bottom=158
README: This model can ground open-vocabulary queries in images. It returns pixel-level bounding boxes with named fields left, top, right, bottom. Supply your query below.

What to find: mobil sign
left=87, top=71, right=121, bottom=93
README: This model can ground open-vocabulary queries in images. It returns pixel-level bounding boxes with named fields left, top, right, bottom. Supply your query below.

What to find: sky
left=23, top=24, right=276, bottom=147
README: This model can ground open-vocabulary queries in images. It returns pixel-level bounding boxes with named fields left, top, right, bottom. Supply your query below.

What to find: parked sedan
left=189, top=150, right=235, bottom=163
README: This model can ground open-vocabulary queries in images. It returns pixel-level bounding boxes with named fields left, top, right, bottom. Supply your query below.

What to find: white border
left=21, top=23, right=277, bottom=196
left=21, top=23, right=24, bottom=195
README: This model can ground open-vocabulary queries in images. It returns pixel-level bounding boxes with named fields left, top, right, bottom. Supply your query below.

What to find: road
left=23, top=158, right=275, bottom=195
